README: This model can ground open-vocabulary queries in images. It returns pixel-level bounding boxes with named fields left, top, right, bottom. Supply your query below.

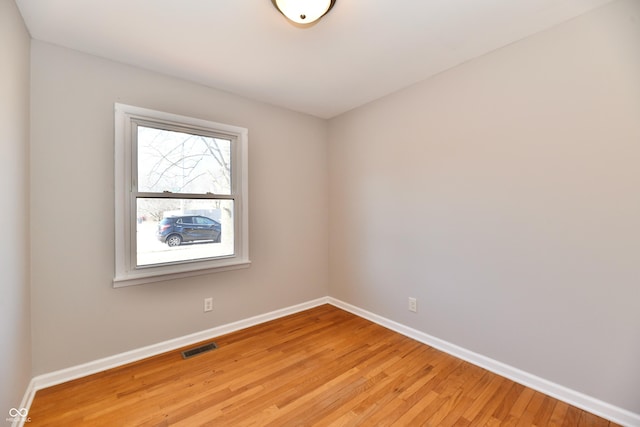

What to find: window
left=114, top=104, right=249, bottom=287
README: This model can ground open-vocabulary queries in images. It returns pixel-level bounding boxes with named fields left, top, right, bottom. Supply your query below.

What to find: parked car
left=156, top=215, right=221, bottom=247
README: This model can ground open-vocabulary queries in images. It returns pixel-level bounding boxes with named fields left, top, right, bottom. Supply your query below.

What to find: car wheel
left=166, top=234, right=182, bottom=247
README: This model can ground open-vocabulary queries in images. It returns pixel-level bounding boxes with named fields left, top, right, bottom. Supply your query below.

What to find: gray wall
left=30, top=41, right=329, bottom=375
left=0, top=0, right=31, bottom=413
left=328, top=0, right=640, bottom=414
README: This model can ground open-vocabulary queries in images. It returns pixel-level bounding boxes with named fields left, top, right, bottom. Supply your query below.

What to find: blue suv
left=156, top=215, right=221, bottom=247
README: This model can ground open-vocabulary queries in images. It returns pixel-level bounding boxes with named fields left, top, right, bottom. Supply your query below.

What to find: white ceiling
left=16, top=0, right=614, bottom=118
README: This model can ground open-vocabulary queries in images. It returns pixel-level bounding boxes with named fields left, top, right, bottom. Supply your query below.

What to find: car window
left=195, top=217, right=213, bottom=225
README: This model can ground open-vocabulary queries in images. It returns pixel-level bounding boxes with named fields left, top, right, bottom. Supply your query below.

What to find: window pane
left=137, top=126, right=231, bottom=195
left=136, top=198, right=234, bottom=267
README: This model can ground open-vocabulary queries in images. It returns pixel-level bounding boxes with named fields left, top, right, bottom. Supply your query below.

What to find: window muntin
left=115, top=104, right=249, bottom=287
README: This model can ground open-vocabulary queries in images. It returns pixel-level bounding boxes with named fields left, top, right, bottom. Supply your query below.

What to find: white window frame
left=114, top=104, right=250, bottom=287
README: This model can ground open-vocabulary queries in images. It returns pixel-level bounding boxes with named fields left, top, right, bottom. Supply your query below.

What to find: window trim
left=114, top=103, right=250, bottom=287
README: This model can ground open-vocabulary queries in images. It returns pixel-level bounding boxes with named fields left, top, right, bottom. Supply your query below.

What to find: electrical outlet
left=204, top=297, right=213, bottom=312
left=408, top=297, right=417, bottom=313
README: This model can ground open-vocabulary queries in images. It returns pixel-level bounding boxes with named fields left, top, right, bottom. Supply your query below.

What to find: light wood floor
left=29, top=304, right=618, bottom=426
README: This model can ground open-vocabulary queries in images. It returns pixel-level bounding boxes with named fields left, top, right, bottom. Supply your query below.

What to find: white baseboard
left=10, top=378, right=36, bottom=427
left=328, top=297, right=640, bottom=427
left=16, top=296, right=639, bottom=427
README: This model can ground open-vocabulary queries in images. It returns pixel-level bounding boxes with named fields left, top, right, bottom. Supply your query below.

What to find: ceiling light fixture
left=271, top=0, right=336, bottom=25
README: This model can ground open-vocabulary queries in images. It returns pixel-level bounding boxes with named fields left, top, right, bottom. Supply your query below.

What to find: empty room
left=2, top=0, right=639, bottom=425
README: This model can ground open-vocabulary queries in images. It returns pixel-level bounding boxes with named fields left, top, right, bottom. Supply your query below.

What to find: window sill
left=113, top=259, right=251, bottom=288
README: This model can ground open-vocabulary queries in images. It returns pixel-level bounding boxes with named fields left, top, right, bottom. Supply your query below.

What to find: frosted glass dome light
left=272, top=0, right=336, bottom=25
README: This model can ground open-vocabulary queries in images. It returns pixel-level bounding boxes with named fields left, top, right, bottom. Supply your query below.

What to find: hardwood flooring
left=28, top=304, right=619, bottom=426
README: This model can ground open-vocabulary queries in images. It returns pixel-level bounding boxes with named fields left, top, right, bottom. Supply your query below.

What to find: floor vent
left=182, top=342, right=218, bottom=359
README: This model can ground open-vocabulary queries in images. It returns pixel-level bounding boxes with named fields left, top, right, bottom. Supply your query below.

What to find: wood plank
left=548, top=401, right=571, bottom=427
left=27, top=305, right=621, bottom=426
